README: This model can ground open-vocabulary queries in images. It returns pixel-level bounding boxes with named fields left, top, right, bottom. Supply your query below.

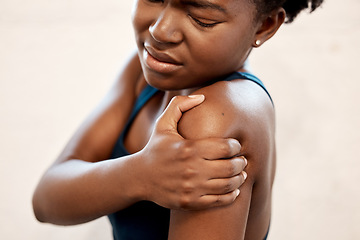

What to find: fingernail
left=241, top=156, right=248, bottom=166
left=188, top=94, right=205, bottom=100
left=242, top=171, right=247, bottom=180
left=235, top=189, right=240, bottom=197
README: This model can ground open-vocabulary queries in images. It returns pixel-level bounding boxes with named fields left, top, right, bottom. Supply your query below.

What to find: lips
left=143, top=44, right=182, bottom=74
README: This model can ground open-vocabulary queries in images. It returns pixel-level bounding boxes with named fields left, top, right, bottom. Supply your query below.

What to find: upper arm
left=168, top=80, right=275, bottom=240
left=55, top=51, right=142, bottom=164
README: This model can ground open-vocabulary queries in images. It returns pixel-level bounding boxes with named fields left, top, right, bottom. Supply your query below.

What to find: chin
left=141, top=67, right=191, bottom=91
left=142, top=73, right=178, bottom=91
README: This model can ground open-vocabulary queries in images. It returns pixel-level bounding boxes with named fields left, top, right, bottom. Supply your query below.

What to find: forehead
left=178, top=0, right=255, bottom=16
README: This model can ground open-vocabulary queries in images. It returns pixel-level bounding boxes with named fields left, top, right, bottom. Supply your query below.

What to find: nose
left=149, top=8, right=183, bottom=44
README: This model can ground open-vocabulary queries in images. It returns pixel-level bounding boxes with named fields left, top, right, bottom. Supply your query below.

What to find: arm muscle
left=169, top=79, right=275, bottom=240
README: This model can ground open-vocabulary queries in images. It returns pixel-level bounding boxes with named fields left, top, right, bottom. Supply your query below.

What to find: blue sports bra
left=108, top=71, right=272, bottom=240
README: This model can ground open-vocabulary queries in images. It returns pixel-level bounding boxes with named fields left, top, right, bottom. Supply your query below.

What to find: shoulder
left=178, top=77, right=275, bottom=140
left=178, top=78, right=275, bottom=180
left=112, top=50, right=143, bottom=96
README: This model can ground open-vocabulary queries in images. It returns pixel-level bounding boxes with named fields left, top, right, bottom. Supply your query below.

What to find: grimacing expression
left=132, top=0, right=259, bottom=91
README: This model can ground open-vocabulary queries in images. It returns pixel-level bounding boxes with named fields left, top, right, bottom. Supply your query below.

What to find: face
left=132, top=0, right=259, bottom=91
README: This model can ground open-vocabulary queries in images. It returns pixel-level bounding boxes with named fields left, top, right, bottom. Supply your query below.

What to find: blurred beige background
left=0, top=0, right=359, bottom=239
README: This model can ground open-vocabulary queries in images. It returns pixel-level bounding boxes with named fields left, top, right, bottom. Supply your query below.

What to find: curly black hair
left=254, top=0, right=324, bottom=23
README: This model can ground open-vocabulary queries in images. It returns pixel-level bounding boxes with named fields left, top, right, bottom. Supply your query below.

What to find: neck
left=157, top=60, right=251, bottom=111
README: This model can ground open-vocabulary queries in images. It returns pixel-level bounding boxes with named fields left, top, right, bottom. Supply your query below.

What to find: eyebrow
left=181, top=0, right=228, bottom=14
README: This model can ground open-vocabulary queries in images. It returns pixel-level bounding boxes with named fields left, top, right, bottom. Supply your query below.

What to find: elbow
left=32, top=185, right=88, bottom=226
left=33, top=209, right=46, bottom=224
left=32, top=181, right=58, bottom=224
left=32, top=188, right=49, bottom=223
left=32, top=170, right=64, bottom=224
left=32, top=191, right=65, bottom=225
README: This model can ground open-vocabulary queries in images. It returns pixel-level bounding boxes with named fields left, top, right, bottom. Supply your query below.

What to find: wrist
left=121, top=151, right=149, bottom=202
left=97, top=153, right=147, bottom=207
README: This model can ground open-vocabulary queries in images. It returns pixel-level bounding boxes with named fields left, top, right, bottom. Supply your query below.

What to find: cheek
left=189, top=33, right=251, bottom=75
left=131, top=1, right=141, bottom=30
left=131, top=1, right=154, bottom=38
left=132, top=13, right=145, bottom=36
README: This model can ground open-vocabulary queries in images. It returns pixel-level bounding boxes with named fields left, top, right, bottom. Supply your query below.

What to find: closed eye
left=147, top=0, right=164, bottom=3
left=188, top=14, right=220, bottom=28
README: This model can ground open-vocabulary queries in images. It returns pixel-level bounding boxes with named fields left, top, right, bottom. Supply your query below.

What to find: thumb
left=156, top=95, right=205, bottom=132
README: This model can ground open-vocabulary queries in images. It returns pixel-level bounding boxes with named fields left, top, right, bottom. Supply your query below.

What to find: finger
left=194, top=138, right=241, bottom=159
left=197, top=188, right=241, bottom=209
left=156, top=95, right=205, bottom=132
left=204, top=173, right=247, bottom=195
left=206, top=156, right=247, bottom=179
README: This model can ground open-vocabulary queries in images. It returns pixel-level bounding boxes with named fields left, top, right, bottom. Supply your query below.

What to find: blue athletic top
left=108, top=71, right=271, bottom=240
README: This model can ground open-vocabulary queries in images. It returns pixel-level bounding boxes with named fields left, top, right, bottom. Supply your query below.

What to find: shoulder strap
left=111, top=85, right=159, bottom=157
left=122, top=84, right=159, bottom=140
left=131, top=85, right=160, bottom=119
left=223, top=72, right=273, bottom=105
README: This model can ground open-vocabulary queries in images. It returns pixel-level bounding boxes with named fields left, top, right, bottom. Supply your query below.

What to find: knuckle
left=214, top=195, right=223, bottom=206
left=219, top=142, right=232, bottom=156
left=182, top=167, right=197, bottom=180
left=178, top=195, right=192, bottom=209
left=226, top=162, right=236, bottom=176
left=177, top=142, right=196, bottom=160
left=181, top=181, right=195, bottom=194
left=234, top=175, right=241, bottom=183
left=233, top=175, right=242, bottom=188
left=223, top=179, right=234, bottom=193
left=234, top=176, right=244, bottom=189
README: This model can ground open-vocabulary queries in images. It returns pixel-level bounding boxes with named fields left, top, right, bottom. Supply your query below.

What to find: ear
left=253, top=8, right=285, bottom=47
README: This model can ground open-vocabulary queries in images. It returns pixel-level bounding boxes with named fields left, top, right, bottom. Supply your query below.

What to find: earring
left=255, top=40, right=261, bottom=46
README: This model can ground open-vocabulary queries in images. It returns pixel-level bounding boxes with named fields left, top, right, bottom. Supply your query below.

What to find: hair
left=253, top=0, right=324, bottom=23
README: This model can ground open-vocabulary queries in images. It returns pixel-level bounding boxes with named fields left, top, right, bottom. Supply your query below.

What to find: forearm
left=32, top=153, right=145, bottom=225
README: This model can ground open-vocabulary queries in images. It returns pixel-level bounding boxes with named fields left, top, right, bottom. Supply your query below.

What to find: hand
left=138, top=95, right=248, bottom=210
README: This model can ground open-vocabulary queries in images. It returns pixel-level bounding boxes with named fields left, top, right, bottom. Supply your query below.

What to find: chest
left=123, top=92, right=164, bottom=154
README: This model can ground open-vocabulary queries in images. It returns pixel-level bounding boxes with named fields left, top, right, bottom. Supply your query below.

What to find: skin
left=129, top=0, right=285, bottom=239
left=32, top=0, right=285, bottom=239
left=32, top=46, right=247, bottom=224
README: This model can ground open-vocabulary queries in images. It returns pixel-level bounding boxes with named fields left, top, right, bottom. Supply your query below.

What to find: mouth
left=143, top=44, right=182, bottom=74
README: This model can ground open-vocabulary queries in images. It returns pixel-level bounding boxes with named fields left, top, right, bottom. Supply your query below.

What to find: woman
left=33, top=0, right=323, bottom=239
